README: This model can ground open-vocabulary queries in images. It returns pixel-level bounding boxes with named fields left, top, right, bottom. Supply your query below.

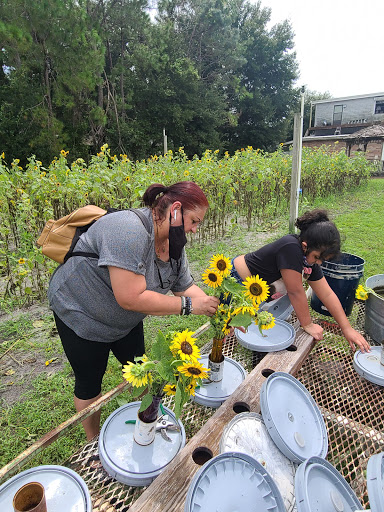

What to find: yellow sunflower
left=209, top=254, right=232, bottom=277
left=202, top=268, right=223, bottom=288
left=163, top=384, right=177, bottom=396
left=355, top=284, right=369, bottom=301
left=257, top=311, right=275, bottom=331
left=177, top=361, right=210, bottom=380
left=18, top=258, right=26, bottom=265
left=122, top=361, right=149, bottom=388
left=243, top=275, right=269, bottom=304
left=233, top=304, right=259, bottom=316
left=171, top=330, right=201, bottom=362
left=187, top=381, right=197, bottom=396
left=222, top=312, right=232, bottom=335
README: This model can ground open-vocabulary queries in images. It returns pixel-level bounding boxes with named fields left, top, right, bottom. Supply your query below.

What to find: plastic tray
left=220, top=412, right=296, bottom=512
left=0, top=465, right=92, bottom=512
left=260, top=372, right=328, bottom=463
left=295, top=456, right=362, bottom=512
left=184, top=452, right=286, bottom=512
left=98, top=401, right=185, bottom=486
left=192, top=355, right=247, bottom=408
left=366, top=451, right=384, bottom=512
left=235, top=319, right=295, bottom=352
left=353, top=346, right=384, bottom=387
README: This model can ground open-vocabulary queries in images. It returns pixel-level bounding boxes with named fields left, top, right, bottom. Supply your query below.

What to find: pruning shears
left=125, top=414, right=180, bottom=442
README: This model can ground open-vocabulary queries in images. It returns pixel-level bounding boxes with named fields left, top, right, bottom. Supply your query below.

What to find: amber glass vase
left=210, top=337, right=225, bottom=363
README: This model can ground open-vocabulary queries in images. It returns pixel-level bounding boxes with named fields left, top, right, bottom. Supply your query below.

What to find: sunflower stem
left=210, top=336, right=225, bottom=363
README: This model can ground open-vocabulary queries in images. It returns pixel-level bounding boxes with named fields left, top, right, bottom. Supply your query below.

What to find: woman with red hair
left=48, top=181, right=219, bottom=439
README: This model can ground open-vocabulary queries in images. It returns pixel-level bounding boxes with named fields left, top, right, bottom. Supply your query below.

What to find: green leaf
left=139, top=393, right=154, bottom=412
left=174, top=381, right=184, bottom=419
left=230, top=312, right=253, bottom=328
left=116, top=397, right=128, bottom=407
left=131, top=384, right=147, bottom=398
left=151, top=330, right=172, bottom=361
left=156, top=361, right=173, bottom=381
left=222, top=278, right=244, bottom=294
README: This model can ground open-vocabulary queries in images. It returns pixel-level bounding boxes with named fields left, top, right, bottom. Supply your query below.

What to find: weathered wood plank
left=129, top=329, right=315, bottom=512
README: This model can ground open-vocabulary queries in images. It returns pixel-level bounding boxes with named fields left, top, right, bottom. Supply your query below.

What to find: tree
left=221, top=1, right=299, bottom=152
left=0, top=0, right=104, bottom=163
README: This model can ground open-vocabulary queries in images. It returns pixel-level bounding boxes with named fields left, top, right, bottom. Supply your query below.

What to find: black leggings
left=54, top=313, right=145, bottom=400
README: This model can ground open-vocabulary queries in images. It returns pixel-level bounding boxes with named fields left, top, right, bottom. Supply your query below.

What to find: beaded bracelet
left=180, top=296, right=193, bottom=315
left=180, top=296, right=186, bottom=315
left=185, top=296, right=193, bottom=315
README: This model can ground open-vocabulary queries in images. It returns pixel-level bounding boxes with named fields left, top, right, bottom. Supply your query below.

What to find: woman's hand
left=302, top=322, right=324, bottom=341
left=342, top=327, right=370, bottom=353
left=191, top=295, right=220, bottom=317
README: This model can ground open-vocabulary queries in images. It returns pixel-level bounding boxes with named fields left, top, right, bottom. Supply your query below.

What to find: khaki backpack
left=37, top=205, right=150, bottom=264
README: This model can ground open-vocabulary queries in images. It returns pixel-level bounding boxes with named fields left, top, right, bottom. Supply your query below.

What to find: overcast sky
left=260, top=0, right=384, bottom=99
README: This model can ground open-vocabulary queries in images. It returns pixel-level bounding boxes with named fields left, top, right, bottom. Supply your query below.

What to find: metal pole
left=289, top=90, right=305, bottom=233
left=163, top=128, right=167, bottom=155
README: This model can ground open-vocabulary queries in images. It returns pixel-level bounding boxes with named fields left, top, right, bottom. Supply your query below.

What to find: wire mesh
left=66, top=300, right=382, bottom=510
left=296, top=300, right=382, bottom=508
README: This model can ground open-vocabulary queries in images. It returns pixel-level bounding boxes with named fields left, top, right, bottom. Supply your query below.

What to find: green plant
left=122, top=329, right=209, bottom=418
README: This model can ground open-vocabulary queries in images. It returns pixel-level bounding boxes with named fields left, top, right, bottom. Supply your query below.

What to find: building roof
left=345, top=124, right=384, bottom=140
left=312, top=92, right=384, bottom=105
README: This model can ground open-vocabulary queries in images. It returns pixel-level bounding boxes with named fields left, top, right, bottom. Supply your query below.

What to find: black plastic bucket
left=310, top=253, right=365, bottom=317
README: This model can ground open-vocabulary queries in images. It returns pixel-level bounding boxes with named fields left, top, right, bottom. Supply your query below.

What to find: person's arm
left=109, top=267, right=218, bottom=317
left=280, top=268, right=324, bottom=340
left=174, top=283, right=220, bottom=316
left=309, top=278, right=370, bottom=352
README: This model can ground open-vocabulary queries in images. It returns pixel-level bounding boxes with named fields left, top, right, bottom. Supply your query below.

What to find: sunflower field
left=0, top=145, right=372, bottom=304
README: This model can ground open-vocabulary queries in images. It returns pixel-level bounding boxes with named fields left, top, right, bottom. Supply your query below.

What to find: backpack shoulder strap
left=129, top=208, right=152, bottom=233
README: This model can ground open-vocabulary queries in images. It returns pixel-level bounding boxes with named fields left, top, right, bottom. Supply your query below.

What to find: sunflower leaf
left=156, top=361, right=173, bottom=381
left=174, top=380, right=185, bottom=419
left=131, top=384, right=147, bottom=398
left=151, top=330, right=172, bottom=361
left=139, top=393, right=154, bottom=412
left=222, top=278, right=244, bottom=294
left=230, top=312, right=253, bottom=328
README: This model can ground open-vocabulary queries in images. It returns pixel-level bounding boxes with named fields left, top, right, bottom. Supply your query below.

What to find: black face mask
left=169, top=209, right=187, bottom=261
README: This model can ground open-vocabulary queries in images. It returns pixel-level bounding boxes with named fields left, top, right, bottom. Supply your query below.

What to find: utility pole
left=163, top=128, right=167, bottom=155
left=289, top=87, right=305, bottom=233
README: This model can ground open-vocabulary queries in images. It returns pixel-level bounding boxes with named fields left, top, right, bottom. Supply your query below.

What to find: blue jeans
left=220, top=257, right=243, bottom=305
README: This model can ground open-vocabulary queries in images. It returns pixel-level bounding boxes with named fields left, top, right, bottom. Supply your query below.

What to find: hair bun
left=295, top=209, right=329, bottom=230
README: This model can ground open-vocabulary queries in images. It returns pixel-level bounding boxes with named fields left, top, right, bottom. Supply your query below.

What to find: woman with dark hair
left=230, top=209, right=369, bottom=352
left=48, top=181, right=219, bottom=439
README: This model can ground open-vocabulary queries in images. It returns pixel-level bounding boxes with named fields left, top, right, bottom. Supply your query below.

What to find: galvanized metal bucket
left=365, top=274, right=384, bottom=342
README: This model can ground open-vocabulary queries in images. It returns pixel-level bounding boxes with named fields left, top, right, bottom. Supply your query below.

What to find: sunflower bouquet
left=123, top=329, right=209, bottom=418
left=202, top=254, right=275, bottom=362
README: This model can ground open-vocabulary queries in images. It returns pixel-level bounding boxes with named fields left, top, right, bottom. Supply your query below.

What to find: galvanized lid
left=192, top=355, right=247, bottom=408
left=219, top=412, right=296, bottom=512
left=98, top=401, right=186, bottom=487
left=260, top=372, right=328, bottom=463
left=235, top=319, right=295, bottom=352
left=353, top=346, right=384, bottom=387
left=184, top=452, right=286, bottom=512
left=366, top=451, right=384, bottom=512
left=294, top=456, right=362, bottom=512
left=0, top=465, right=92, bottom=511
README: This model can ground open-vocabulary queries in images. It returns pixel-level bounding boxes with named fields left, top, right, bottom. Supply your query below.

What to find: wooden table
left=129, top=328, right=315, bottom=511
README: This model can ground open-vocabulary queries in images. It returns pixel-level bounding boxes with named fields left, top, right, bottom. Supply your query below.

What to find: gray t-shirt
left=48, top=208, right=194, bottom=342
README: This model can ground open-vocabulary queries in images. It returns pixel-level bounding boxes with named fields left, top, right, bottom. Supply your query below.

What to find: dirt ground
left=0, top=303, right=66, bottom=407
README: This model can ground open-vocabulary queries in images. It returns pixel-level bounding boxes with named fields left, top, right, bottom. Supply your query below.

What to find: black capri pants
left=54, top=313, right=145, bottom=400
